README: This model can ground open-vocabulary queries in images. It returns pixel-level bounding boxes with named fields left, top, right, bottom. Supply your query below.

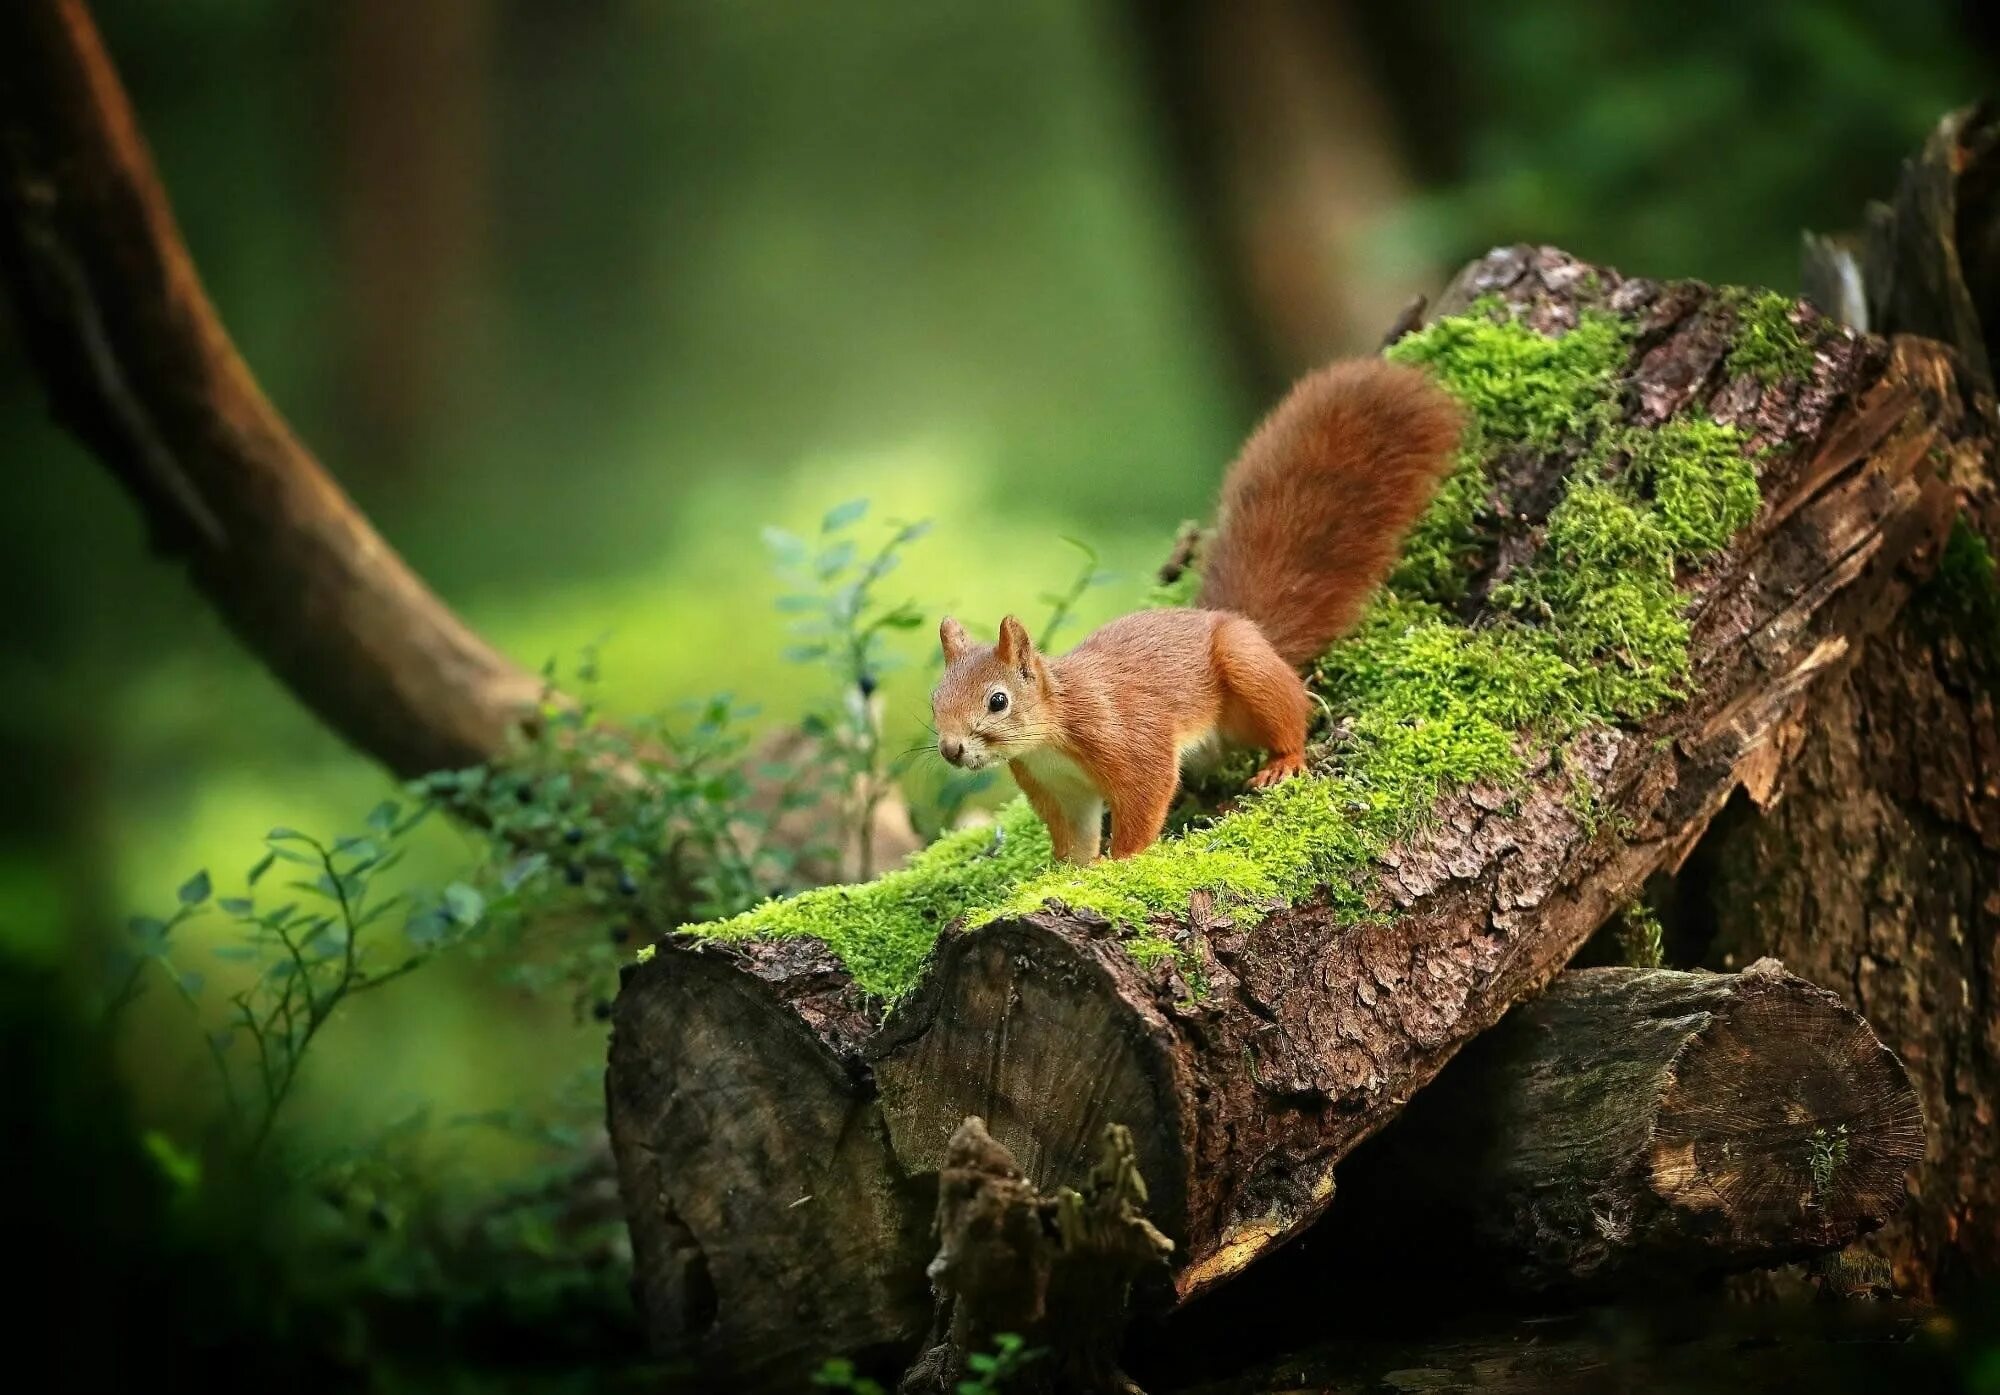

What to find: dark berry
left=857, top=671, right=878, bottom=698
left=609, top=925, right=631, bottom=945
left=367, top=1204, right=391, bottom=1232
left=617, top=872, right=639, bottom=896
left=515, top=782, right=535, bottom=805
left=592, top=1000, right=613, bottom=1021
left=563, top=825, right=584, bottom=846
left=564, top=862, right=586, bottom=886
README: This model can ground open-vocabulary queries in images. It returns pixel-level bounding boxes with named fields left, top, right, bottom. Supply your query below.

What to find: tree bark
left=1700, top=101, right=2000, bottom=1297
left=0, top=0, right=545, bottom=780
left=609, top=245, right=1990, bottom=1386
left=1323, top=961, right=1925, bottom=1292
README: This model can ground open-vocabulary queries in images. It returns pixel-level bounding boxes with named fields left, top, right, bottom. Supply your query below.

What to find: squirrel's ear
left=996, top=614, right=1035, bottom=670
left=939, top=616, right=970, bottom=663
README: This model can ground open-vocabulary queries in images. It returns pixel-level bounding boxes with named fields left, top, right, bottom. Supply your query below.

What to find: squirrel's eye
left=987, top=690, right=1009, bottom=714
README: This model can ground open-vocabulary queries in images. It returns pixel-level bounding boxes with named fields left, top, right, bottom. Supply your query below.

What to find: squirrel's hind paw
left=1248, top=753, right=1305, bottom=789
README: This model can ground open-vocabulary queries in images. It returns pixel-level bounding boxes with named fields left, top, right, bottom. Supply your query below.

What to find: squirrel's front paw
left=1248, top=752, right=1305, bottom=788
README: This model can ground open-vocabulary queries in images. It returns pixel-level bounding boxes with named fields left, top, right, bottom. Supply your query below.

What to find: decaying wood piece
left=609, top=244, right=1990, bottom=1385
left=1327, top=962, right=1925, bottom=1290
left=0, top=0, right=546, bottom=778
left=897, top=1118, right=1172, bottom=1395
left=1711, top=100, right=2000, bottom=1297
left=606, top=938, right=931, bottom=1391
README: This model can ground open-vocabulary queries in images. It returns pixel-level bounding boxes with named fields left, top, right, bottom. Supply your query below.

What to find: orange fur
left=932, top=358, right=1462, bottom=862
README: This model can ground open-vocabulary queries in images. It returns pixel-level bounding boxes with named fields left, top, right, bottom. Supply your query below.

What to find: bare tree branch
left=0, top=0, right=545, bottom=779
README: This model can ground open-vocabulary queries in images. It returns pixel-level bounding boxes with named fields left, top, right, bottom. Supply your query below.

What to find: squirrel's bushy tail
left=1198, top=358, right=1464, bottom=668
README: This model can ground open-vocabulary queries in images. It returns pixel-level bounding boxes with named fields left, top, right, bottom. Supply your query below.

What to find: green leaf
left=501, top=853, right=548, bottom=893
left=247, top=850, right=277, bottom=886
left=405, top=908, right=452, bottom=949
left=218, top=897, right=255, bottom=917
left=211, top=945, right=258, bottom=962
left=821, top=498, right=868, bottom=532
left=128, top=916, right=169, bottom=947
left=443, top=882, right=485, bottom=927
left=783, top=643, right=829, bottom=664
left=815, top=540, right=857, bottom=578
left=266, top=827, right=308, bottom=843
left=178, top=970, right=205, bottom=998
left=761, top=526, right=808, bottom=566
left=141, top=1131, right=201, bottom=1193
left=773, top=593, right=819, bottom=613
left=366, top=800, right=401, bottom=832
left=178, top=870, right=212, bottom=906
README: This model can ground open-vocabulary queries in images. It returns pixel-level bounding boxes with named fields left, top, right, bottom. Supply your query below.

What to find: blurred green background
left=0, top=0, right=1991, bottom=1225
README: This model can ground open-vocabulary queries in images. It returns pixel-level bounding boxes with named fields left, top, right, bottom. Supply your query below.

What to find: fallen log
left=609, top=244, right=1990, bottom=1388
left=1319, top=961, right=1926, bottom=1291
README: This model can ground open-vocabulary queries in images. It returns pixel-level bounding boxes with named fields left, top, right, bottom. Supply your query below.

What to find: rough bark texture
left=1325, top=962, right=1925, bottom=1291
left=1705, top=100, right=2000, bottom=1297
left=896, top=1119, right=1172, bottom=1395
left=0, top=0, right=545, bottom=779
left=1688, top=554, right=2000, bottom=1296
left=609, top=245, right=1990, bottom=1386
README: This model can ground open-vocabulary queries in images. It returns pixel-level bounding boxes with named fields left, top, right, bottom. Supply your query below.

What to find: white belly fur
left=1015, top=746, right=1101, bottom=805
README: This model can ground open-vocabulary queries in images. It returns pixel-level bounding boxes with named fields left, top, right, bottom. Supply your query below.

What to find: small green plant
left=1035, top=536, right=1117, bottom=649
left=108, top=802, right=492, bottom=1156
left=810, top=1333, right=1038, bottom=1395
left=809, top=1358, right=886, bottom=1395
left=1809, top=1124, right=1850, bottom=1203
left=957, top=1333, right=1039, bottom=1394
left=767, top=499, right=934, bottom=879
left=1614, top=900, right=1666, bottom=969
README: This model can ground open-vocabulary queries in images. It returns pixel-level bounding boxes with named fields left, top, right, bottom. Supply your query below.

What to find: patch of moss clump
left=1917, top=513, right=2000, bottom=681
left=1724, top=289, right=1817, bottom=386
left=696, top=801, right=1053, bottom=999
left=676, top=298, right=1769, bottom=1000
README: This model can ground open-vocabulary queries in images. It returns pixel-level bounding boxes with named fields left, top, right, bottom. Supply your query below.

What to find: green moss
left=1923, top=514, right=2000, bottom=655
left=697, top=802, right=1053, bottom=998
left=1632, top=418, right=1762, bottom=554
left=1724, top=289, right=1817, bottom=386
left=1389, top=452, right=1487, bottom=604
left=670, top=298, right=1771, bottom=1000
left=1387, top=306, right=1626, bottom=449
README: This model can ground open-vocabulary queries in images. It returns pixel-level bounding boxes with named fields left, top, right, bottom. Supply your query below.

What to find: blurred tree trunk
left=1122, top=0, right=1436, bottom=399
left=335, top=0, right=493, bottom=476
left=0, top=0, right=547, bottom=779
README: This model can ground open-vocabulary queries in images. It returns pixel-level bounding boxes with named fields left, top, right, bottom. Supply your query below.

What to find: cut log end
left=1645, top=960, right=1926, bottom=1255
left=606, top=937, right=929, bottom=1390
left=870, top=915, right=1193, bottom=1253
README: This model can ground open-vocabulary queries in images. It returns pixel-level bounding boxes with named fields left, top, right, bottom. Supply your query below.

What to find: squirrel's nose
left=940, top=737, right=965, bottom=766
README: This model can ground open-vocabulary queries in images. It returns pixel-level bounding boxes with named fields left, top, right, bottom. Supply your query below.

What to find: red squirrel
left=931, top=358, right=1464, bottom=863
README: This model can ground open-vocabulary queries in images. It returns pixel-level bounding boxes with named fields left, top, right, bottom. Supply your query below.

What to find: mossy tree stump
left=608, top=245, right=1987, bottom=1389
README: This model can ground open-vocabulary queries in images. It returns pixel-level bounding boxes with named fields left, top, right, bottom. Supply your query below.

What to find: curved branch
left=0, top=0, right=544, bottom=778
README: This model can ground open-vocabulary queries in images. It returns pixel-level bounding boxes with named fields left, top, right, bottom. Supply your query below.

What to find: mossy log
left=1324, top=961, right=1926, bottom=1291
left=608, top=245, right=1990, bottom=1389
